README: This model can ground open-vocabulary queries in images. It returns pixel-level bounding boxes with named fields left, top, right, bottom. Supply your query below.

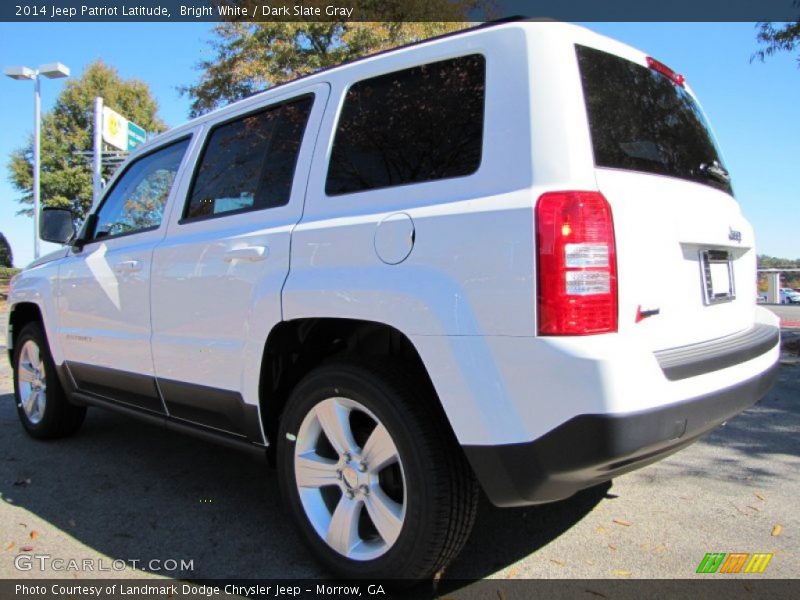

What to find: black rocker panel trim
left=158, top=378, right=262, bottom=441
left=64, top=362, right=263, bottom=443
left=71, top=392, right=267, bottom=460
left=66, top=361, right=164, bottom=414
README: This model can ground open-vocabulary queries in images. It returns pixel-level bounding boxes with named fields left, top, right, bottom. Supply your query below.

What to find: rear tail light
left=536, top=191, right=618, bottom=335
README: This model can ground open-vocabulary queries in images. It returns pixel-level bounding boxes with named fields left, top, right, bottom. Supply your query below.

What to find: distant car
left=780, top=288, right=800, bottom=304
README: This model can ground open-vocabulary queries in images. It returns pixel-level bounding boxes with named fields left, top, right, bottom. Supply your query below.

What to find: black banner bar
left=2, top=579, right=799, bottom=600
left=2, top=0, right=800, bottom=23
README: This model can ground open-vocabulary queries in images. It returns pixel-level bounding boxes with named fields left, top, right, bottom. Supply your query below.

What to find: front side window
left=183, top=96, right=313, bottom=220
left=93, top=139, right=190, bottom=240
left=325, top=54, right=486, bottom=196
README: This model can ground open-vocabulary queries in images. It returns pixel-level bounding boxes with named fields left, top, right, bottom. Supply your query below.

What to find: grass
left=0, top=268, right=19, bottom=313
left=0, top=267, right=20, bottom=279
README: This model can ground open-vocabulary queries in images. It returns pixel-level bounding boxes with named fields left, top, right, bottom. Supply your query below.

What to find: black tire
left=277, top=358, right=478, bottom=580
left=12, top=322, right=86, bottom=439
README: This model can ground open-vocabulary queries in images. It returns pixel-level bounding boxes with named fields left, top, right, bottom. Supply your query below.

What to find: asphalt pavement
left=0, top=310, right=797, bottom=582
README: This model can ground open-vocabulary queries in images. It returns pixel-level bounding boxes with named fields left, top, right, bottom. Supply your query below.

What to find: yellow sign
left=102, top=106, right=129, bottom=151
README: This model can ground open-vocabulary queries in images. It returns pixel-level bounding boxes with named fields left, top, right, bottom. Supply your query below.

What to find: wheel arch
left=258, top=317, right=454, bottom=463
left=7, top=302, right=44, bottom=365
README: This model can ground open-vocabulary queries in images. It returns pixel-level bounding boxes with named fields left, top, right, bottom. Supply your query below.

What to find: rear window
left=325, top=54, right=485, bottom=196
left=576, top=45, right=732, bottom=195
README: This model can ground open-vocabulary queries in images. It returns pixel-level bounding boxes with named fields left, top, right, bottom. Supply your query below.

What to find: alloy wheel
left=293, top=396, right=407, bottom=561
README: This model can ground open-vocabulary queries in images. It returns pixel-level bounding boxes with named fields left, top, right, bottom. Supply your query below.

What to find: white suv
left=7, top=21, right=780, bottom=580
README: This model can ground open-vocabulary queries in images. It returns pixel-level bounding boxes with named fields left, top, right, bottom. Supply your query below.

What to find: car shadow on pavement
left=444, top=483, right=610, bottom=580
left=635, top=363, right=800, bottom=487
left=0, top=391, right=604, bottom=581
left=694, top=364, right=800, bottom=459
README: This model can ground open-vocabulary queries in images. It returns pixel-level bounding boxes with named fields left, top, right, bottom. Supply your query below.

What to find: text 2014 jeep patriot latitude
left=7, top=21, right=780, bottom=579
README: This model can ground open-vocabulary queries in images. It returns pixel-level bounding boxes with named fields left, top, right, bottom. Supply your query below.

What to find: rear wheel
left=277, top=359, right=478, bottom=580
left=13, top=322, right=86, bottom=439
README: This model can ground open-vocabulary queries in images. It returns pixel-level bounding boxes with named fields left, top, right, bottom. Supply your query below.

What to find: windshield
left=576, top=44, right=733, bottom=195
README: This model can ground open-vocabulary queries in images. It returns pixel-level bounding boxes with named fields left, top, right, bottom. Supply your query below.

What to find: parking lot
left=0, top=308, right=797, bottom=582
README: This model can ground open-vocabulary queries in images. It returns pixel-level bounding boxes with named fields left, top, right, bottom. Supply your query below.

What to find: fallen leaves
left=596, top=526, right=608, bottom=535
left=771, top=524, right=783, bottom=537
left=549, top=559, right=565, bottom=566
left=755, top=493, right=766, bottom=501
left=611, top=569, right=632, bottom=577
left=5, top=542, right=14, bottom=551
left=29, top=531, right=38, bottom=540
left=612, top=518, right=632, bottom=527
left=20, top=545, right=33, bottom=552
left=729, top=502, right=750, bottom=516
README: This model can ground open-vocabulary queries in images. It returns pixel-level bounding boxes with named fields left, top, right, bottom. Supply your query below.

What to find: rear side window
left=576, top=45, right=732, bottom=195
left=325, top=54, right=485, bottom=196
left=184, top=96, right=313, bottom=220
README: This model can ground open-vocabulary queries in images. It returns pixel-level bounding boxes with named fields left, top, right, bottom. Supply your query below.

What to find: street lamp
left=4, top=62, right=70, bottom=260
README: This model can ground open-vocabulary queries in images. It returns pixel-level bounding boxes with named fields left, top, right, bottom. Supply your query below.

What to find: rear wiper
left=698, top=161, right=730, bottom=183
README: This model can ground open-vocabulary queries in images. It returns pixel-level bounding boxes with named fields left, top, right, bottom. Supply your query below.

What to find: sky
left=0, top=21, right=799, bottom=267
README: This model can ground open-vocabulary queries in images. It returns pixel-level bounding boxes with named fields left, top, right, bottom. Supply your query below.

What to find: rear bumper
left=462, top=361, right=779, bottom=507
left=654, top=323, right=779, bottom=381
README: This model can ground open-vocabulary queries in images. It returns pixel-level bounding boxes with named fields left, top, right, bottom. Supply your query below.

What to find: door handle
left=114, top=260, right=142, bottom=273
left=223, top=246, right=268, bottom=262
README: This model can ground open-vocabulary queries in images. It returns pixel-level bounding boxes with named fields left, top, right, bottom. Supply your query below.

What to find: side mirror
left=40, top=207, right=75, bottom=245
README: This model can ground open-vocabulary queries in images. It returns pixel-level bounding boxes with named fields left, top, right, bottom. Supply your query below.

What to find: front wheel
left=13, top=322, right=86, bottom=439
left=277, top=359, right=478, bottom=580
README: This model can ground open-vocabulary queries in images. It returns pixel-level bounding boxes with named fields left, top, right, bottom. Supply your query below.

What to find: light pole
left=4, top=62, right=70, bottom=260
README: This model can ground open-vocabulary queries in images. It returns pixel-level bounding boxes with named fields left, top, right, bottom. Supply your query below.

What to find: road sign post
left=93, top=97, right=103, bottom=207
left=94, top=102, right=147, bottom=205
left=102, top=105, right=146, bottom=152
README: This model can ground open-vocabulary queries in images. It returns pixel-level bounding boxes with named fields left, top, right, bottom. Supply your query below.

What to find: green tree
left=0, top=233, right=13, bottom=268
left=754, top=20, right=800, bottom=66
left=182, top=1, right=489, bottom=116
left=757, top=255, right=800, bottom=290
left=758, top=255, right=800, bottom=269
left=8, top=60, right=167, bottom=220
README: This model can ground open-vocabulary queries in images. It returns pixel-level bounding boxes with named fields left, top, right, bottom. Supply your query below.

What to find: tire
left=12, top=322, right=86, bottom=439
left=277, top=358, right=478, bottom=580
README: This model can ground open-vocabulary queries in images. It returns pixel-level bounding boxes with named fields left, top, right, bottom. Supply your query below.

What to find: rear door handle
left=223, top=246, right=268, bottom=262
left=114, top=260, right=142, bottom=273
